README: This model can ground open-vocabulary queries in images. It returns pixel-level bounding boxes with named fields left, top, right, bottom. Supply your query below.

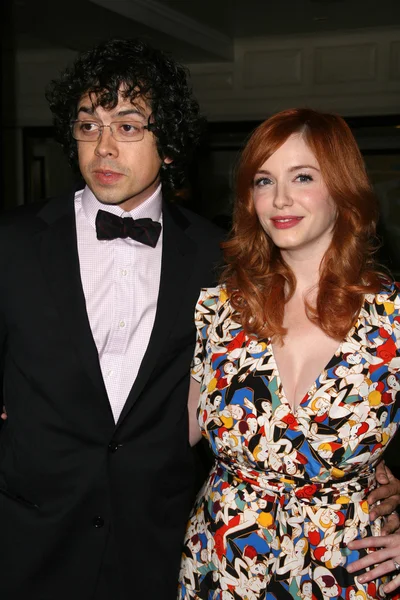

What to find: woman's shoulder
left=368, top=279, right=400, bottom=302
left=194, top=286, right=233, bottom=334
left=364, top=279, right=400, bottom=319
left=196, top=285, right=230, bottom=309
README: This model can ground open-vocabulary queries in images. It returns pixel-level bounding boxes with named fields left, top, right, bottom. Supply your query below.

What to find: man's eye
left=118, top=123, right=140, bottom=135
left=80, top=122, right=98, bottom=132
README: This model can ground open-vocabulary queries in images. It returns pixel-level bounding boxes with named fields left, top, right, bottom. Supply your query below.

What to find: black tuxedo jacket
left=0, top=190, right=223, bottom=599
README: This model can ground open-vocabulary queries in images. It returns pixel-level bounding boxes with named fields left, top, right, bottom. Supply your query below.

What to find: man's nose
left=94, top=126, right=118, bottom=158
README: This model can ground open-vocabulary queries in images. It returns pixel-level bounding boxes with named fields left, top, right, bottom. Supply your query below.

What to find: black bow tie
left=95, top=209, right=161, bottom=248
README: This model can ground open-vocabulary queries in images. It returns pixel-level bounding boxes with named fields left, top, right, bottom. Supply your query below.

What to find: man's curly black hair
left=45, top=38, right=204, bottom=194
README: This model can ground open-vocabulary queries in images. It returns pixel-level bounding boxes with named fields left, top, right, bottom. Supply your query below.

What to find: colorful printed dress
left=178, top=283, right=400, bottom=600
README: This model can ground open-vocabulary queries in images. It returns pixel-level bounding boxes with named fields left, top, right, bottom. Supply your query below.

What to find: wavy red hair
left=221, top=108, right=384, bottom=341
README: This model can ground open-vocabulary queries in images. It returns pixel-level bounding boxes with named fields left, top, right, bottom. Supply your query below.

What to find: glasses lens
left=71, top=121, right=146, bottom=142
left=111, top=121, right=144, bottom=142
left=72, top=121, right=99, bottom=141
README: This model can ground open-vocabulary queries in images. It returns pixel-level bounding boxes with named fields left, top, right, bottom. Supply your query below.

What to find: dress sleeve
left=373, top=282, right=400, bottom=372
left=388, top=283, right=400, bottom=354
left=190, top=287, right=221, bottom=383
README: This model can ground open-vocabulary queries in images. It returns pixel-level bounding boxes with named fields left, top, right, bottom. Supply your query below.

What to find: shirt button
left=92, top=516, right=104, bottom=528
left=121, top=269, right=128, bottom=276
left=107, top=369, right=113, bottom=377
left=119, top=320, right=126, bottom=328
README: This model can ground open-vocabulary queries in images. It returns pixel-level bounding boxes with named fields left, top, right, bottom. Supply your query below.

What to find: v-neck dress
left=178, top=284, right=400, bottom=600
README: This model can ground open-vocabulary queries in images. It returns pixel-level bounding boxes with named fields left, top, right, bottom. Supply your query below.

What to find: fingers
left=347, top=540, right=400, bottom=589
left=350, top=559, right=395, bottom=584
left=370, top=501, right=396, bottom=522
left=368, top=478, right=400, bottom=521
left=347, top=528, right=400, bottom=593
left=369, top=480, right=399, bottom=505
left=347, top=534, right=392, bottom=551
left=347, top=534, right=400, bottom=586
left=382, top=463, right=395, bottom=482
left=368, top=464, right=400, bottom=521
left=375, top=460, right=389, bottom=484
left=369, top=495, right=400, bottom=521
left=381, top=511, right=400, bottom=535
left=357, top=560, right=399, bottom=585
left=383, top=572, right=400, bottom=594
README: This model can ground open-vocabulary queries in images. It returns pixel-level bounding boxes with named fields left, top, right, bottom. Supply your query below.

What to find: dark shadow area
left=1, top=0, right=17, bottom=213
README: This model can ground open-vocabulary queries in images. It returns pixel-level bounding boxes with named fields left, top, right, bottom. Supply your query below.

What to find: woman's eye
left=296, top=173, right=313, bottom=183
left=254, top=177, right=272, bottom=187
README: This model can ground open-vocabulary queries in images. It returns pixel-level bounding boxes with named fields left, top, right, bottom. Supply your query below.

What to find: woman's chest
left=199, top=310, right=400, bottom=477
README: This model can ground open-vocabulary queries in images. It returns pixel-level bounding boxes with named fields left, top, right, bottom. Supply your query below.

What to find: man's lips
left=270, top=216, right=303, bottom=229
left=92, top=169, right=125, bottom=184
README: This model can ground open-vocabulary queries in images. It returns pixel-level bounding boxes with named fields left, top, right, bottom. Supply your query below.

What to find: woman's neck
left=281, top=249, right=322, bottom=298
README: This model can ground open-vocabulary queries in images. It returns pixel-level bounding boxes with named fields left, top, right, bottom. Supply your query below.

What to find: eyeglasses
left=70, top=119, right=154, bottom=142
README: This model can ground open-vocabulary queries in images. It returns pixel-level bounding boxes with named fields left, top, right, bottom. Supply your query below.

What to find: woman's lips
left=270, top=216, right=303, bottom=229
left=93, top=170, right=124, bottom=185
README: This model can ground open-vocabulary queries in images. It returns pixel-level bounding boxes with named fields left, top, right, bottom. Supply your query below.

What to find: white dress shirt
left=75, top=185, right=163, bottom=422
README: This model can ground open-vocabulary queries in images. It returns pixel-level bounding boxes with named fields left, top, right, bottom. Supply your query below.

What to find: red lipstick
left=270, top=216, right=303, bottom=229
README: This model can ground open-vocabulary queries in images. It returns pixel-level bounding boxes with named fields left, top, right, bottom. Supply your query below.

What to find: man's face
left=76, top=91, right=171, bottom=211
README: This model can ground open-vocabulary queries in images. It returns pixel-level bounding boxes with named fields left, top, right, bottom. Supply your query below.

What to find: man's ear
left=163, top=157, right=173, bottom=165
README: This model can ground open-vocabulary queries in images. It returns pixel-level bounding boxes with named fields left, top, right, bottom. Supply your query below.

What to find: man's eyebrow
left=114, top=108, right=146, bottom=119
left=76, top=106, right=146, bottom=120
left=77, top=105, right=95, bottom=116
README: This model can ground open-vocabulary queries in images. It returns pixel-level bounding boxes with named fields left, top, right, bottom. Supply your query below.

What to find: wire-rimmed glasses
left=70, top=118, right=154, bottom=142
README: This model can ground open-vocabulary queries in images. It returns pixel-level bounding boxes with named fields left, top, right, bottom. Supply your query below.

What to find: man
left=0, top=38, right=223, bottom=600
left=0, top=38, right=398, bottom=600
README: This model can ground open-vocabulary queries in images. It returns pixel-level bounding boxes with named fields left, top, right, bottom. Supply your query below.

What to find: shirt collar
left=81, top=184, right=163, bottom=230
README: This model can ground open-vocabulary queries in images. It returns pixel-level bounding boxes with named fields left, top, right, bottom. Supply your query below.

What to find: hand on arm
left=346, top=461, right=400, bottom=593
left=347, top=533, right=400, bottom=594
left=188, top=378, right=202, bottom=447
left=367, top=461, right=400, bottom=533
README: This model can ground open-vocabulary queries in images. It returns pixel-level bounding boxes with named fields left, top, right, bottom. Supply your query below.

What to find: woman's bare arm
left=188, top=378, right=202, bottom=447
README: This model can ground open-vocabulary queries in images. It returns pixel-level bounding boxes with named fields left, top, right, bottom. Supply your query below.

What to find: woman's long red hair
left=221, top=108, right=383, bottom=341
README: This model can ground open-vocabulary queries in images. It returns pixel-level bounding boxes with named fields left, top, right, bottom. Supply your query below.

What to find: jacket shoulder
left=0, top=189, right=75, bottom=230
left=0, top=192, right=75, bottom=268
left=169, top=203, right=226, bottom=243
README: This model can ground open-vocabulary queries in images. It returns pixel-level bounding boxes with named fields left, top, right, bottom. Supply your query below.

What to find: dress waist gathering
left=212, top=458, right=377, bottom=510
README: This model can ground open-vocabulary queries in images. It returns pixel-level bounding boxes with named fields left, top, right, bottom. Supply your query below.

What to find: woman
left=178, top=109, right=400, bottom=599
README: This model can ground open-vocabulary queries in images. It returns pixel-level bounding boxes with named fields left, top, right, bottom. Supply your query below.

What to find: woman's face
left=253, top=133, right=337, bottom=262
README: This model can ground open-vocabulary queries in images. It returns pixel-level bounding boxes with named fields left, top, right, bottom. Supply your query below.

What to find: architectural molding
left=189, top=27, right=400, bottom=120
left=88, top=0, right=233, bottom=60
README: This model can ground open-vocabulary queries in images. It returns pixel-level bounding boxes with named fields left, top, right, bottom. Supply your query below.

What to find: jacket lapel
left=38, top=192, right=111, bottom=414
left=116, top=201, right=197, bottom=425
